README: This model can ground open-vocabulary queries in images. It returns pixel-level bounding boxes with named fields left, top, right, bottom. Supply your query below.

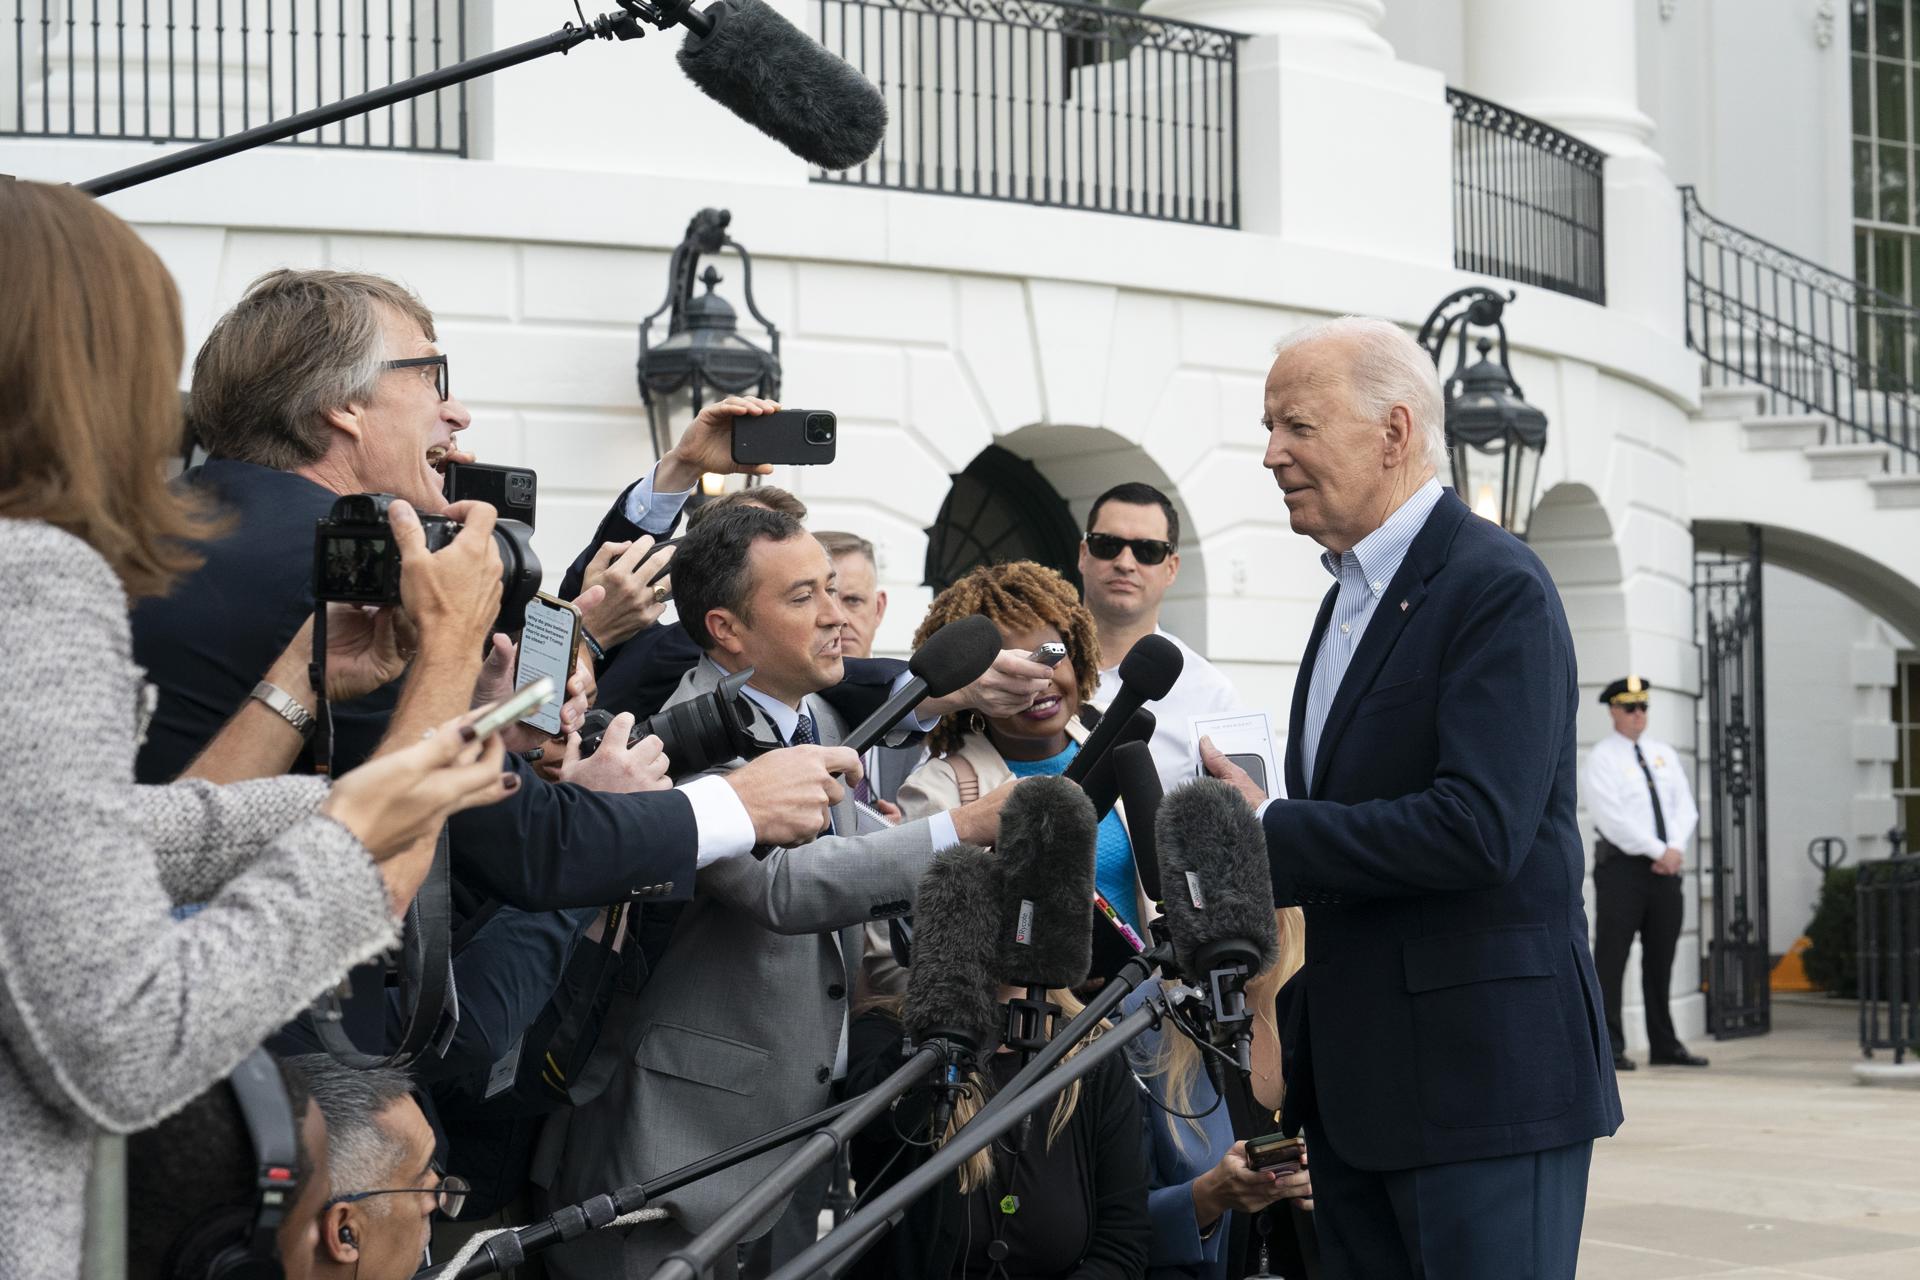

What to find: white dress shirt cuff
left=620, top=462, right=696, bottom=536
left=680, top=774, right=757, bottom=867
left=928, top=812, right=959, bottom=851
left=893, top=669, right=941, bottom=736
left=1255, top=798, right=1275, bottom=822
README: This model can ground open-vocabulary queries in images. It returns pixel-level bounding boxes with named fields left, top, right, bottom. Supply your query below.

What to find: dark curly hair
left=914, top=561, right=1101, bottom=758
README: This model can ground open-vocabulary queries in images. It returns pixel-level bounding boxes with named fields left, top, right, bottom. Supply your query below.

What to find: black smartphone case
left=731, top=411, right=838, bottom=466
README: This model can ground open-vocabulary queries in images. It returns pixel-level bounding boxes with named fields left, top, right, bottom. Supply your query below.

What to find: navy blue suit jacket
left=1264, top=489, right=1621, bottom=1171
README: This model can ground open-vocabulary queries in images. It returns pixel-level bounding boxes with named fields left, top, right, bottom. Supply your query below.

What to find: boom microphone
left=902, top=844, right=1003, bottom=1139
left=992, top=776, right=1098, bottom=991
left=1113, top=740, right=1164, bottom=904
left=1062, top=634, right=1183, bottom=786
left=676, top=0, right=889, bottom=171
left=840, top=614, right=1000, bottom=757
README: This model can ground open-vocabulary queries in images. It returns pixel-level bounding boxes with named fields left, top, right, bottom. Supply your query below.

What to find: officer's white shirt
left=1581, top=730, right=1699, bottom=858
left=1096, top=628, right=1248, bottom=796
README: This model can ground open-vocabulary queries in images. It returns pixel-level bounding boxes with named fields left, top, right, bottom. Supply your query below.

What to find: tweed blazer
left=0, top=519, right=398, bottom=1280
left=542, top=661, right=945, bottom=1279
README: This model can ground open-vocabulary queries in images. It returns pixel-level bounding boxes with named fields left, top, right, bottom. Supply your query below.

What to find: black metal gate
left=1694, top=527, right=1771, bottom=1038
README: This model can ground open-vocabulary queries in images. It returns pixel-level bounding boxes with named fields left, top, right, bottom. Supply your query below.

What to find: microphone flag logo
left=1186, top=872, right=1206, bottom=910
left=1015, top=899, right=1035, bottom=945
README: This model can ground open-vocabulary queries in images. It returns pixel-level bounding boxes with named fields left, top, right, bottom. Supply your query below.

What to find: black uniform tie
left=1633, top=742, right=1668, bottom=843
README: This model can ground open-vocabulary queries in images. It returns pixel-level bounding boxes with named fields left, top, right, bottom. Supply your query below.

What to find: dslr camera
left=314, top=492, right=542, bottom=633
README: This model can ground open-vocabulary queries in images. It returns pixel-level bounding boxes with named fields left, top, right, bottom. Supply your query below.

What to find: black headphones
left=167, top=1049, right=301, bottom=1280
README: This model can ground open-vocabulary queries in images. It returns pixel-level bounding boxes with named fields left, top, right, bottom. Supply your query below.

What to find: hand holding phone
left=514, top=594, right=581, bottom=735
left=731, top=409, right=838, bottom=466
left=1244, top=1132, right=1305, bottom=1175
left=1028, top=642, right=1068, bottom=669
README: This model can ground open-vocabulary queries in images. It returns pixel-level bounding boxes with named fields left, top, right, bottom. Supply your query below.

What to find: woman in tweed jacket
left=0, top=181, right=515, bottom=1278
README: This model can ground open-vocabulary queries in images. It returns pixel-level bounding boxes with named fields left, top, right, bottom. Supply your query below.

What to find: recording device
left=1112, top=740, right=1165, bottom=904
left=1156, top=778, right=1279, bottom=1079
left=1028, top=642, right=1067, bottom=669
left=471, top=677, right=557, bottom=743
left=1062, top=633, right=1183, bottom=786
left=673, top=0, right=888, bottom=171
left=1245, top=1131, right=1305, bottom=1175
left=313, top=492, right=542, bottom=633
left=516, top=594, right=582, bottom=735
left=441, top=460, right=538, bottom=528
left=840, top=614, right=1002, bottom=757
left=902, top=844, right=1003, bottom=1138
left=576, top=667, right=781, bottom=777
left=165, top=1049, right=297, bottom=1280
left=731, top=410, right=837, bottom=466
left=1077, top=708, right=1155, bottom=825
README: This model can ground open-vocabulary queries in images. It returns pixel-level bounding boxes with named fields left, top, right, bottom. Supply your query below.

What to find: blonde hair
left=0, top=181, right=223, bottom=598
left=1145, top=907, right=1305, bottom=1147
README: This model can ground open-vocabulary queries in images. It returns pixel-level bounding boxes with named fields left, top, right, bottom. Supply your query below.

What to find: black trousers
left=1592, top=854, right=1685, bottom=1058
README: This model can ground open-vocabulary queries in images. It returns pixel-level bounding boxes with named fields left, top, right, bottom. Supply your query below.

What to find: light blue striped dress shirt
left=1299, top=478, right=1444, bottom=786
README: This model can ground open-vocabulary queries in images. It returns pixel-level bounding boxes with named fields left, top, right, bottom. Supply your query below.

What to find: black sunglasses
left=1084, top=532, right=1175, bottom=566
left=382, top=354, right=450, bottom=402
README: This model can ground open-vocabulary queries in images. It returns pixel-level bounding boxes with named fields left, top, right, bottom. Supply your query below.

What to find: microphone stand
left=416, top=1088, right=867, bottom=1279
left=764, top=985, right=1198, bottom=1280
left=76, top=0, right=704, bottom=197
left=647, top=1040, right=963, bottom=1280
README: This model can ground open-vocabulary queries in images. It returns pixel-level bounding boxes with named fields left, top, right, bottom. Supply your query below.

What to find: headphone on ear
left=166, top=1050, right=300, bottom=1280
left=338, top=1225, right=356, bottom=1247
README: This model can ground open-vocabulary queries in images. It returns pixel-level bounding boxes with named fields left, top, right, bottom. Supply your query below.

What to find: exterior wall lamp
left=1416, top=286, right=1550, bottom=537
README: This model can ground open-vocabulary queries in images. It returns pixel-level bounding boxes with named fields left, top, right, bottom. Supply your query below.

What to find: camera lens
left=805, top=413, right=835, bottom=446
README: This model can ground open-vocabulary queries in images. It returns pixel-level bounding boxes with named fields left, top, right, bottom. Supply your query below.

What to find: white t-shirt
left=1095, top=628, right=1248, bottom=796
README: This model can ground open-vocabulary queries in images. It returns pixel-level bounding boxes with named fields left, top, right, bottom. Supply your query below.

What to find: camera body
left=577, top=668, right=782, bottom=778
left=314, top=492, right=543, bottom=633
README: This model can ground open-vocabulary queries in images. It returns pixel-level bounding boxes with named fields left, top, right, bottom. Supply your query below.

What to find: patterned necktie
left=1633, top=743, right=1669, bottom=843
left=791, top=711, right=817, bottom=747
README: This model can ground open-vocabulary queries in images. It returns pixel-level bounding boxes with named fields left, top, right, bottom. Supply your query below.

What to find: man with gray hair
left=285, top=1056, right=457, bottom=1280
left=1200, top=316, right=1619, bottom=1279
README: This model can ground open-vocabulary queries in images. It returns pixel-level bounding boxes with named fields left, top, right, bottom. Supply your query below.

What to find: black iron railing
left=3, top=1, right=466, bottom=154
left=1683, top=187, right=1920, bottom=473
left=811, top=0, right=1242, bottom=227
left=1448, top=88, right=1606, bottom=305
left=1858, top=854, right=1920, bottom=1063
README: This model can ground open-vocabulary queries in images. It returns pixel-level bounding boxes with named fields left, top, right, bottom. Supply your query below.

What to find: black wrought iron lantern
left=1416, top=287, right=1549, bottom=536
left=637, top=208, right=781, bottom=482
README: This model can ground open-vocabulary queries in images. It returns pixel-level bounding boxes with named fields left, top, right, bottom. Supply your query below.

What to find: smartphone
left=514, top=593, right=582, bottom=735
left=1228, top=753, right=1269, bottom=793
left=1245, top=1132, right=1304, bottom=1174
left=442, top=461, right=538, bottom=528
left=1029, top=642, right=1068, bottom=669
left=731, top=410, right=837, bottom=466
left=470, top=676, right=556, bottom=743
left=642, top=535, right=682, bottom=587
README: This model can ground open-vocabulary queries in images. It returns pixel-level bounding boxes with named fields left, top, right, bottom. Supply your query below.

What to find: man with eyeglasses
left=288, top=1055, right=471, bottom=1279
left=1078, top=481, right=1249, bottom=793
left=1583, top=676, right=1708, bottom=1071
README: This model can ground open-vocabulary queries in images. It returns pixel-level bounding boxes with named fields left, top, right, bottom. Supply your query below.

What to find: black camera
left=577, top=668, right=783, bottom=778
left=313, top=492, right=543, bottom=633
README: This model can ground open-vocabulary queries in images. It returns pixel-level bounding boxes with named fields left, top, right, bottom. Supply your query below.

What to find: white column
left=1146, top=0, right=1451, bottom=265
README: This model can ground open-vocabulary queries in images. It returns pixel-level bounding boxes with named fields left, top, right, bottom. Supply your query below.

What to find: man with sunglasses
left=1583, top=677, right=1707, bottom=1071
left=1079, top=482, right=1249, bottom=793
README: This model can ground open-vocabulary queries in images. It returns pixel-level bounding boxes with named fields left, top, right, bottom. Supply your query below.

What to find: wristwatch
left=251, top=680, right=318, bottom=741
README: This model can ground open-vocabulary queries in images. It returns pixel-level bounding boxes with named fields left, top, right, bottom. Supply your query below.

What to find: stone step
left=1740, top=414, right=1827, bottom=450
left=1698, top=385, right=1767, bottom=420
left=1868, top=473, right=1920, bottom=509
left=1806, top=443, right=1891, bottom=479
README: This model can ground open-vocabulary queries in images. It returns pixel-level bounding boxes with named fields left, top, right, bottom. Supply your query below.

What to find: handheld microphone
left=1113, top=740, right=1164, bottom=904
left=1155, top=779, right=1278, bottom=1080
left=902, top=844, right=1003, bottom=1140
left=1062, top=634, right=1183, bottom=786
left=675, top=0, right=889, bottom=171
left=840, top=614, right=1000, bottom=758
left=1075, top=708, right=1155, bottom=824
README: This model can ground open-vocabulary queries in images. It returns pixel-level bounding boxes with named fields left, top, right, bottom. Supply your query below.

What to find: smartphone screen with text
left=515, top=593, right=581, bottom=736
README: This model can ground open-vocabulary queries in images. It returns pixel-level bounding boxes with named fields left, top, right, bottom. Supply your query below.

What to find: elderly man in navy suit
left=1201, top=317, right=1621, bottom=1280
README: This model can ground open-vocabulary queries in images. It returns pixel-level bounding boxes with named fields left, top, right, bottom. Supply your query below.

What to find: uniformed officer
left=1582, top=677, right=1709, bottom=1070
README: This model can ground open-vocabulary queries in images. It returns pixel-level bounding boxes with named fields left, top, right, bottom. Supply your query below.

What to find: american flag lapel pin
left=1399, top=600, right=1409, bottom=612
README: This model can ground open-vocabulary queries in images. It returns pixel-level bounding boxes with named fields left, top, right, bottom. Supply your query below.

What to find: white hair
left=1271, top=316, right=1447, bottom=474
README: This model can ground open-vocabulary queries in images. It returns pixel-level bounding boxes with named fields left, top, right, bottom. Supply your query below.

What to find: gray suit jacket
left=544, top=662, right=945, bottom=1273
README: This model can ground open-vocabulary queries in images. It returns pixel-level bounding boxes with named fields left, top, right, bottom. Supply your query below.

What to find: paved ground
left=1580, top=995, right=1920, bottom=1278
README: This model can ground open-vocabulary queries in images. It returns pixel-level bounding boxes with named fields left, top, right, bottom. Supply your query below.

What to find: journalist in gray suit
left=543, top=505, right=1015, bottom=1280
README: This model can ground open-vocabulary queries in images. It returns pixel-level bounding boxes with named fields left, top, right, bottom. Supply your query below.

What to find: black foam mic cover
left=677, top=0, right=889, bottom=171
left=903, top=845, right=1003, bottom=1054
left=1062, top=634, right=1183, bottom=785
left=909, top=613, right=1003, bottom=699
left=1155, top=778, right=1279, bottom=978
left=1113, top=740, right=1164, bottom=903
left=1077, top=708, right=1155, bottom=824
left=991, top=776, right=1097, bottom=989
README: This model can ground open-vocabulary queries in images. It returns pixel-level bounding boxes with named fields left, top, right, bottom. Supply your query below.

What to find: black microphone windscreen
left=1155, top=779, right=1278, bottom=977
left=908, top=614, right=1002, bottom=699
left=1117, top=632, right=1185, bottom=703
left=677, top=0, right=888, bottom=172
left=992, top=776, right=1097, bottom=989
left=1113, top=740, right=1164, bottom=903
left=903, top=845, right=1002, bottom=1053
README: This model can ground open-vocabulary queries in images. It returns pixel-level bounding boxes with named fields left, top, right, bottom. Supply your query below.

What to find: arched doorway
left=922, top=444, right=1083, bottom=591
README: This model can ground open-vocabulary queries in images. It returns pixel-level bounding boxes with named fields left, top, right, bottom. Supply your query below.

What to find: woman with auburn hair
left=0, top=181, right=514, bottom=1278
left=1125, top=908, right=1314, bottom=1279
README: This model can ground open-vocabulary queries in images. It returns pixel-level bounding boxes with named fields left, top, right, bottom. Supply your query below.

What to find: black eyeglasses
left=323, top=1170, right=468, bottom=1219
left=381, top=354, right=450, bottom=402
left=1084, top=532, right=1176, bottom=566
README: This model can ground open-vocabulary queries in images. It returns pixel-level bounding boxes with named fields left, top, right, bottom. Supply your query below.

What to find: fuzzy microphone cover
left=1156, top=778, right=1279, bottom=978
left=677, top=0, right=889, bottom=172
left=903, top=844, right=1002, bottom=1052
left=992, top=776, right=1097, bottom=989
